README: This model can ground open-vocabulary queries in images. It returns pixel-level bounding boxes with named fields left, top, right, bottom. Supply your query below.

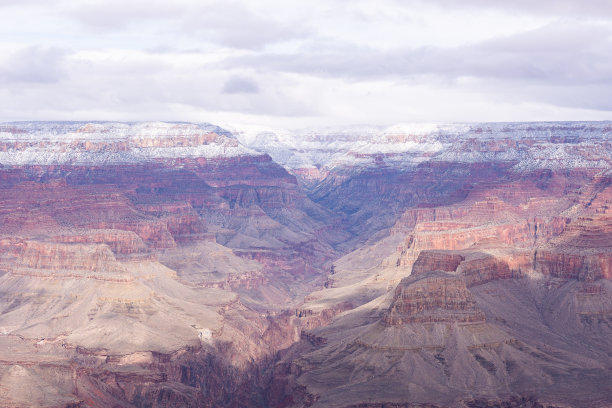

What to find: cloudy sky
left=1, top=0, right=612, bottom=128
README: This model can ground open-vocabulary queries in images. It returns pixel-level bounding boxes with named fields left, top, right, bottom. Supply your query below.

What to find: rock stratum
left=0, top=121, right=610, bottom=407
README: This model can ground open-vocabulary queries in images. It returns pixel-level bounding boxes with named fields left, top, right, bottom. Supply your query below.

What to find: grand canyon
left=0, top=121, right=610, bottom=408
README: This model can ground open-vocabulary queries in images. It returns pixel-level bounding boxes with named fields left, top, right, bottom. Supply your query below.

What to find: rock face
left=410, top=251, right=465, bottom=275
left=0, top=238, right=130, bottom=280
left=0, top=121, right=612, bottom=407
left=459, top=254, right=518, bottom=287
left=383, top=273, right=485, bottom=324
left=53, top=229, right=149, bottom=256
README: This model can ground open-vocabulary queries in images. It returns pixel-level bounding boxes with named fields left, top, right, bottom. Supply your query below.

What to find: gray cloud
left=225, top=22, right=612, bottom=85
left=0, top=0, right=52, bottom=6
left=67, top=1, right=178, bottom=30
left=66, top=0, right=309, bottom=50
left=0, top=46, right=68, bottom=84
left=0, top=50, right=317, bottom=122
left=181, top=3, right=309, bottom=50
left=216, top=19, right=612, bottom=114
left=222, top=76, right=259, bottom=94
left=423, top=0, right=612, bottom=18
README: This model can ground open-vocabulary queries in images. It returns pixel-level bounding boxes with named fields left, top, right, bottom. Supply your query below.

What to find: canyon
left=0, top=121, right=610, bottom=407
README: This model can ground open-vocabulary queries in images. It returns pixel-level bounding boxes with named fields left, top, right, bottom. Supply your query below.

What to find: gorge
left=0, top=121, right=610, bottom=407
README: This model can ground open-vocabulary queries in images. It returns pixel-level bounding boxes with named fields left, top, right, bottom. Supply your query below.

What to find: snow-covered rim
left=0, top=121, right=235, bottom=141
left=0, top=121, right=610, bottom=169
left=0, top=121, right=264, bottom=164
left=229, top=121, right=612, bottom=171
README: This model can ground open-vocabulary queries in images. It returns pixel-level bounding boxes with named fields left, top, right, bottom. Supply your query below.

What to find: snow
left=231, top=121, right=612, bottom=173
left=0, top=121, right=610, bottom=172
left=0, top=121, right=258, bottom=165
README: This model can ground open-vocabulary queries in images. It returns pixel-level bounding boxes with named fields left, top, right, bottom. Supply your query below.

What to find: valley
left=0, top=121, right=610, bottom=407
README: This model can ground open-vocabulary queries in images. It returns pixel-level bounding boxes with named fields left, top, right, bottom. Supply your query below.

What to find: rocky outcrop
left=411, top=251, right=465, bottom=275
left=53, top=229, right=148, bottom=255
left=0, top=238, right=130, bottom=280
left=92, top=220, right=177, bottom=249
left=534, top=250, right=612, bottom=281
left=459, top=254, right=522, bottom=287
left=390, top=207, right=455, bottom=234
left=295, top=301, right=354, bottom=331
left=164, top=214, right=208, bottom=243
left=532, top=213, right=612, bottom=280
left=408, top=250, right=525, bottom=288
left=383, top=273, right=485, bottom=325
left=395, top=222, right=529, bottom=268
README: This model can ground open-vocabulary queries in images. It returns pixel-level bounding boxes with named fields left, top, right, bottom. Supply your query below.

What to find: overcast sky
left=1, top=0, right=612, bottom=128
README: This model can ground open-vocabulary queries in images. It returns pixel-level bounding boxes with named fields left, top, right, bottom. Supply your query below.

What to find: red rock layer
left=535, top=251, right=612, bottom=281
left=295, top=301, right=354, bottom=331
left=53, top=229, right=148, bottom=255
left=534, top=212, right=612, bottom=280
left=411, top=251, right=465, bottom=275
left=383, top=274, right=485, bottom=325
left=0, top=238, right=129, bottom=279
left=459, top=254, right=522, bottom=287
